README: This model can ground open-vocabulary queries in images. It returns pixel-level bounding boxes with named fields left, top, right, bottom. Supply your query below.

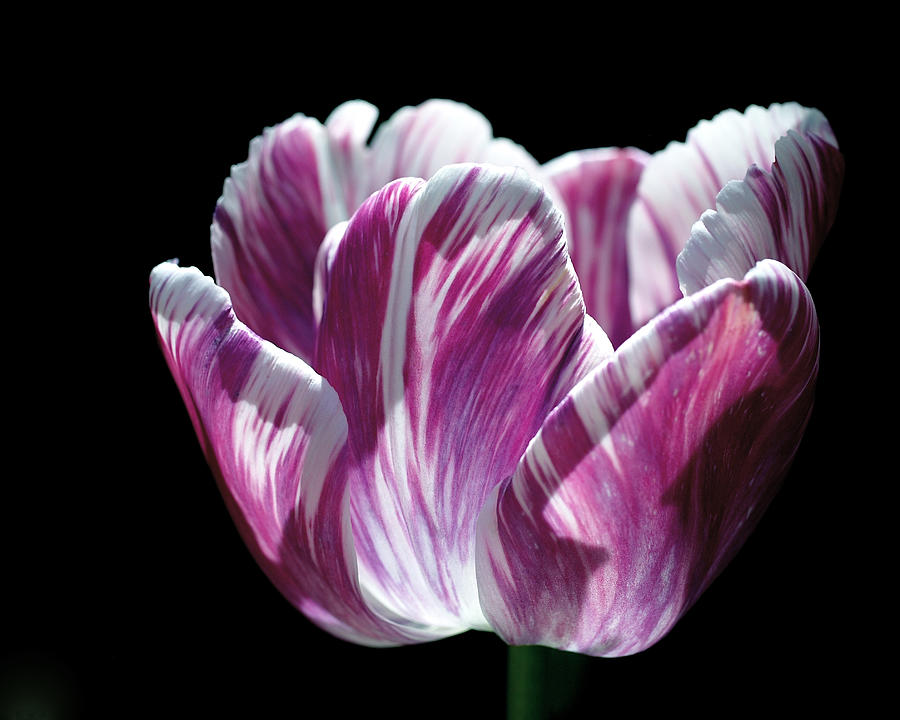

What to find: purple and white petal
left=545, top=148, right=649, bottom=347
left=628, top=102, right=837, bottom=327
left=476, top=259, right=819, bottom=657
left=325, top=99, right=379, bottom=146
left=677, top=129, right=843, bottom=295
left=368, top=100, right=543, bottom=192
left=314, top=164, right=610, bottom=633
left=150, top=261, right=444, bottom=646
left=211, top=109, right=371, bottom=365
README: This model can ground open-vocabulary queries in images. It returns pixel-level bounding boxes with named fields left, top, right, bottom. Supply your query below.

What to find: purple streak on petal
left=678, top=130, right=843, bottom=294
left=315, top=164, right=609, bottom=632
left=628, top=102, right=836, bottom=327
left=476, top=259, right=819, bottom=657
left=545, top=148, right=649, bottom=346
left=150, top=262, right=448, bottom=646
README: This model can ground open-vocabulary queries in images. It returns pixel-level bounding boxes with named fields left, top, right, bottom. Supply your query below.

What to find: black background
left=4, top=32, right=880, bottom=719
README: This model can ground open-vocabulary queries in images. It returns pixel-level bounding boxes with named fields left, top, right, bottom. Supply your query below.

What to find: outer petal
left=211, top=103, right=375, bottom=365
left=628, top=102, right=837, bottom=326
left=677, top=130, right=843, bottom=295
left=315, top=164, right=612, bottom=633
left=368, top=99, right=543, bottom=192
left=149, top=261, right=440, bottom=646
left=476, top=259, right=819, bottom=657
left=544, top=148, right=650, bottom=347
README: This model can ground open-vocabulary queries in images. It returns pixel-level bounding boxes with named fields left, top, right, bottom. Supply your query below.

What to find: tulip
left=150, top=99, right=842, bottom=657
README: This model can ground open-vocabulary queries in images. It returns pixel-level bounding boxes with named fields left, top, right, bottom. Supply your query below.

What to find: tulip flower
left=150, top=99, right=842, bottom=657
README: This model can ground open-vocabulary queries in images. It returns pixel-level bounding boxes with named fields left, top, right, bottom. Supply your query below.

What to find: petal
left=210, top=108, right=369, bottom=365
left=325, top=100, right=380, bottom=213
left=314, top=164, right=611, bottom=632
left=476, top=259, right=819, bottom=657
left=368, top=99, right=543, bottom=192
left=628, top=102, right=836, bottom=326
left=677, top=130, right=843, bottom=295
left=325, top=99, right=379, bottom=146
left=149, top=261, right=442, bottom=646
left=544, top=148, right=650, bottom=346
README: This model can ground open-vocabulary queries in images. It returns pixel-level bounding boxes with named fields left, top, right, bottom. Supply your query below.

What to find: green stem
left=506, top=645, right=590, bottom=720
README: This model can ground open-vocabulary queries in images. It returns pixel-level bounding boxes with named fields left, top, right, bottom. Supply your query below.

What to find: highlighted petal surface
left=476, top=260, right=819, bottom=657
left=315, top=164, right=611, bottom=633
left=628, top=102, right=837, bottom=326
left=150, top=262, right=440, bottom=646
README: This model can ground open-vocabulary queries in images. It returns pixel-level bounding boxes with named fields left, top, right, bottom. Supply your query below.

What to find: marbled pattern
left=151, top=99, right=843, bottom=657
